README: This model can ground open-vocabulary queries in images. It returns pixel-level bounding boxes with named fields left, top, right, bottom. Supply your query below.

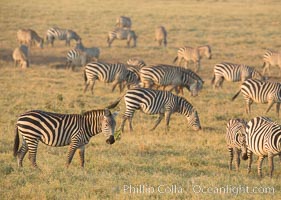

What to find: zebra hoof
left=106, top=135, right=115, bottom=145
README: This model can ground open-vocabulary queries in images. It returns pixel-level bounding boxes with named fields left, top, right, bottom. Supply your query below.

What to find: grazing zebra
left=75, top=41, right=100, bottom=61
left=262, top=49, right=281, bottom=76
left=127, top=58, right=146, bottom=69
left=225, top=118, right=248, bottom=171
left=107, top=28, right=137, bottom=48
left=211, top=62, right=265, bottom=88
left=12, top=45, right=29, bottom=69
left=241, top=116, right=281, bottom=177
left=13, top=109, right=118, bottom=168
left=45, top=27, right=81, bottom=47
left=232, top=79, right=281, bottom=116
left=173, top=45, right=212, bottom=72
left=139, top=64, right=204, bottom=96
left=155, top=26, right=167, bottom=47
left=17, top=29, right=43, bottom=49
left=116, top=16, right=132, bottom=28
left=66, top=48, right=88, bottom=71
left=84, top=62, right=129, bottom=94
left=124, top=66, right=141, bottom=89
left=109, top=88, right=201, bottom=132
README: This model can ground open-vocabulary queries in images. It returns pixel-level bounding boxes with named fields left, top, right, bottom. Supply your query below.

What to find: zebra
left=262, top=49, right=281, bottom=76
left=13, top=108, right=118, bottom=168
left=211, top=62, right=265, bottom=88
left=116, top=16, right=132, bottom=28
left=241, top=116, right=281, bottom=177
left=124, top=66, right=141, bottom=89
left=232, top=79, right=281, bottom=116
left=139, top=64, right=204, bottom=96
left=84, top=62, right=129, bottom=94
left=65, top=48, right=88, bottom=71
left=12, top=45, right=29, bottom=69
left=17, top=29, right=44, bottom=49
left=155, top=26, right=167, bottom=47
left=173, top=45, right=212, bottom=72
left=225, top=118, right=248, bottom=171
left=45, top=27, right=81, bottom=47
left=126, top=58, right=146, bottom=69
left=107, top=28, right=137, bottom=48
left=109, top=88, right=201, bottom=132
left=75, top=41, right=100, bottom=61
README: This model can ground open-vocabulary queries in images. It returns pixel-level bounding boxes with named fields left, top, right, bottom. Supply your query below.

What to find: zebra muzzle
left=106, top=135, right=115, bottom=145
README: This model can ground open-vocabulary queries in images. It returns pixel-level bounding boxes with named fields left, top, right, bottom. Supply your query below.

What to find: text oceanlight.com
left=123, top=184, right=275, bottom=195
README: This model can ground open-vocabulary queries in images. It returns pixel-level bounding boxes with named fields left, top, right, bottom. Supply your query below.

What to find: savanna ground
left=0, top=0, right=281, bottom=199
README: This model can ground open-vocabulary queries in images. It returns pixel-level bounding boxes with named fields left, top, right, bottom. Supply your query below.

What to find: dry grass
left=1, top=0, right=281, bottom=199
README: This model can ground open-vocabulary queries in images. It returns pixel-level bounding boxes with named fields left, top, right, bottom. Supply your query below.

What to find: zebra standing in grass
left=13, top=109, right=118, bottom=168
left=232, top=79, right=281, bottom=116
left=225, top=118, right=248, bottom=171
left=116, top=16, right=132, bottom=28
left=110, top=88, right=201, bottom=132
left=46, top=27, right=81, bottom=47
left=13, top=45, right=29, bottom=69
left=65, top=48, right=88, bottom=71
left=212, top=62, right=265, bottom=88
left=139, top=64, right=204, bottom=96
left=75, top=41, right=100, bottom=61
left=241, top=116, right=281, bottom=177
left=107, top=28, right=137, bottom=48
left=127, top=58, right=146, bottom=69
left=17, top=29, right=44, bottom=49
left=155, top=26, right=167, bottom=47
left=262, top=49, right=281, bottom=76
left=84, top=62, right=129, bottom=94
left=173, top=45, right=212, bottom=72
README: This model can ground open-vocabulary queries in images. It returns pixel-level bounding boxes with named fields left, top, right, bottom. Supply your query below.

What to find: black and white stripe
left=139, top=64, right=204, bottom=96
left=107, top=28, right=137, bottom=48
left=46, top=27, right=81, bottom=47
left=84, top=62, right=129, bottom=94
left=212, top=62, right=265, bottom=88
left=66, top=49, right=88, bottom=70
left=262, top=49, right=281, bottom=76
left=225, top=118, right=248, bottom=171
left=111, top=88, right=201, bottom=132
left=242, top=116, right=281, bottom=177
left=13, top=109, right=117, bottom=168
left=173, top=45, right=212, bottom=72
left=232, top=79, right=281, bottom=116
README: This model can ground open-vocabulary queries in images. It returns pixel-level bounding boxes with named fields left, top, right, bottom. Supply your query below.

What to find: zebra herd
left=11, top=16, right=281, bottom=178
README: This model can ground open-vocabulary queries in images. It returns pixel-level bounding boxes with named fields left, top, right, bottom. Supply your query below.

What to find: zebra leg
left=245, top=99, right=253, bottom=114
left=164, top=111, right=172, bottom=132
left=66, top=143, right=78, bottom=167
left=265, top=101, right=275, bottom=114
left=228, top=147, right=233, bottom=170
left=257, top=155, right=265, bottom=177
left=17, top=139, right=28, bottom=167
left=195, top=61, right=201, bottom=72
left=78, top=146, right=85, bottom=168
left=262, top=63, right=270, bottom=76
left=150, top=113, right=164, bottom=131
left=90, top=80, right=96, bottom=95
left=247, top=151, right=253, bottom=174
left=26, top=140, right=39, bottom=168
left=234, top=148, right=241, bottom=171
left=276, top=102, right=280, bottom=117
left=268, top=153, right=274, bottom=178
left=120, top=117, right=127, bottom=132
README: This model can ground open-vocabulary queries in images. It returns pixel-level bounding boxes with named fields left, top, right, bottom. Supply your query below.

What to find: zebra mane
left=82, top=109, right=107, bottom=116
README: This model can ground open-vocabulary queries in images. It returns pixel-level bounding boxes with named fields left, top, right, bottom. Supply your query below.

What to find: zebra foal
left=225, top=119, right=248, bottom=171
left=110, top=88, right=201, bottom=132
left=212, top=62, right=265, bottom=88
left=14, top=109, right=118, bottom=168
left=242, top=116, right=281, bottom=177
left=232, top=79, right=281, bottom=116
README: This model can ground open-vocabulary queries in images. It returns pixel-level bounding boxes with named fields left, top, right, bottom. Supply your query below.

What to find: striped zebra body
left=212, top=62, right=264, bottom=88
left=46, top=27, right=81, bottom=47
left=127, top=58, right=146, bottom=69
left=66, top=49, right=88, bottom=70
left=262, top=49, right=281, bottom=76
left=139, top=64, right=204, bottom=96
left=84, top=62, right=129, bottom=94
left=225, top=119, right=248, bottom=171
left=13, top=109, right=117, bottom=168
left=243, top=116, right=281, bottom=177
left=117, top=88, right=201, bottom=132
left=232, top=79, right=281, bottom=116
left=125, top=66, right=141, bottom=89
left=107, top=28, right=137, bottom=48
left=173, top=45, right=212, bottom=72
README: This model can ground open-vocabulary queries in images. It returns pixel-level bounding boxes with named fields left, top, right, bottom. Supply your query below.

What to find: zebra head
left=186, top=109, right=201, bottom=131
left=237, top=124, right=248, bottom=160
left=188, top=80, right=204, bottom=97
left=102, top=109, right=118, bottom=145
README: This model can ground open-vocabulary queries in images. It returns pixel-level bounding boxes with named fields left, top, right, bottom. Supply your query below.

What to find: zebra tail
left=84, top=70, right=87, bottom=83
left=13, top=126, right=19, bottom=157
left=173, top=56, right=178, bottom=63
left=231, top=89, right=241, bottom=101
left=106, top=96, right=124, bottom=109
